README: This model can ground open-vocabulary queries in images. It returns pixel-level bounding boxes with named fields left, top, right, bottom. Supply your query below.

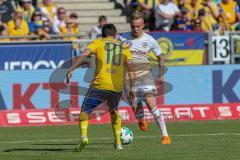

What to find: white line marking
left=1, top=133, right=240, bottom=144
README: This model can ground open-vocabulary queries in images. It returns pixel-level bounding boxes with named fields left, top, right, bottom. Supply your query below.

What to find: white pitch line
left=1, top=133, right=240, bottom=144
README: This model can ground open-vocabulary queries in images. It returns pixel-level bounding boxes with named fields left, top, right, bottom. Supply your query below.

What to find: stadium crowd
left=126, top=0, right=240, bottom=33
left=0, top=0, right=80, bottom=41
left=0, top=0, right=240, bottom=42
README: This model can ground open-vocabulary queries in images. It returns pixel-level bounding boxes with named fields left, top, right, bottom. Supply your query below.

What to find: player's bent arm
left=126, top=60, right=136, bottom=101
left=67, top=49, right=91, bottom=77
left=126, top=60, right=136, bottom=90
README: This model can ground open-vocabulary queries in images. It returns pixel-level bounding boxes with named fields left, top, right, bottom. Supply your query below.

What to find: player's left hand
left=158, top=76, right=164, bottom=84
left=129, top=89, right=136, bottom=103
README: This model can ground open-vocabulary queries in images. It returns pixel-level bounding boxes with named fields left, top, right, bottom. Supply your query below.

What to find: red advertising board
left=0, top=103, right=239, bottom=126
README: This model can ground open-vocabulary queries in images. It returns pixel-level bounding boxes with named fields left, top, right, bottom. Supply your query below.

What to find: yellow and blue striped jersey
left=87, top=37, right=132, bottom=92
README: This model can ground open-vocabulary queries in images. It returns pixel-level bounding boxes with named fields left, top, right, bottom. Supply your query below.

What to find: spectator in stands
left=60, top=14, right=79, bottom=38
left=155, top=0, right=180, bottom=31
left=199, top=0, right=219, bottom=31
left=7, top=9, right=29, bottom=40
left=69, top=12, right=80, bottom=56
left=0, top=24, right=10, bottom=42
left=198, top=8, right=218, bottom=32
left=52, top=7, right=67, bottom=34
left=0, top=0, right=14, bottom=23
left=90, top=15, right=107, bottom=39
left=69, top=12, right=79, bottom=36
left=32, top=0, right=38, bottom=7
left=35, top=25, right=50, bottom=40
left=30, top=14, right=52, bottom=40
left=137, top=0, right=159, bottom=30
left=175, top=0, right=186, bottom=10
left=201, top=0, right=219, bottom=19
left=42, top=17, right=53, bottom=35
left=185, top=0, right=204, bottom=20
left=28, top=11, right=43, bottom=33
left=60, top=16, right=80, bottom=56
left=20, top=0, right=38, bottom=23
left=218, top=0, right=240, bottom=29
left=38, top=0, right=57, bottom=22
left=192, top=18, right=203, bottom=31
left=175, top=7, right=192, bottom=31
left=217, top=22, right=229, bottom=35
left=126, top=0, right=138, bottom=14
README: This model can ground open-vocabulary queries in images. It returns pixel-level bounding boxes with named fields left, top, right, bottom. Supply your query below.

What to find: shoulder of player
left=143, top=33, right=158, bottom=44
left=92, top=38, right=122, bottom=46
left=119, top=32, right=132, bottom=40
left=91, top=38, right=102, bottom=43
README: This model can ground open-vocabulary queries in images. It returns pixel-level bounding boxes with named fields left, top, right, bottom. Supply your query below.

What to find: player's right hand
left=129, top=88, right=136, bottom=103
left=158, top=76, right=164, bottom=84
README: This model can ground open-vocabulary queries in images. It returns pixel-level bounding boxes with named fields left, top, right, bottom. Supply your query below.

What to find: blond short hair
left=130, top=12, right=144, bottom=21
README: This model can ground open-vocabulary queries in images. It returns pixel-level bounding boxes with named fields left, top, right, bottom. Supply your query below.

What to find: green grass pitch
left=1, top=120, right=240, bottom=160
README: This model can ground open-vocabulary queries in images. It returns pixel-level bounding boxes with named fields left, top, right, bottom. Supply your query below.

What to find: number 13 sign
left=212, top=35, right=230, bottom=63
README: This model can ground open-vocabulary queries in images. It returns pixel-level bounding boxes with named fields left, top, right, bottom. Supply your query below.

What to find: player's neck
left=103, top=36, right=115, bottom=39
left=132, top=32, right=144, bottom=39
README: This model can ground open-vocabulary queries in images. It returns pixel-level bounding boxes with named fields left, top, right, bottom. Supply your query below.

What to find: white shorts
left=124, top=71, right=158, bottom=102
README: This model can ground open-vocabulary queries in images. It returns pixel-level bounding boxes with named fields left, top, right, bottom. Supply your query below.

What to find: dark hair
left=198, top=8, right=205, bottom=16
left=57, top=7, right=66, bottom=14
left=0, top=25, right=6, bottom=33
left=98, top=15, right=107, bottom=22
left=102, top=23, right=117, bottom=38
left=31, top=11, right=41, bottom=21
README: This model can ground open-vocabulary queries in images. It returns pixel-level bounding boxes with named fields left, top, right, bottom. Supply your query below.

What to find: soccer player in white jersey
left=119, top=12, right=171, bottom=144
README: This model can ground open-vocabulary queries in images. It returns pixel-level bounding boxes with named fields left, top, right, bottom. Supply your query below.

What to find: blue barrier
left=0, top=42, right=73, bottom=70
left=0, top=65, right=239, bottom=110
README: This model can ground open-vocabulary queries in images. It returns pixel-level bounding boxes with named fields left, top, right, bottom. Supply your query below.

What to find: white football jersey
left=118, top=32, right=162, bottom=65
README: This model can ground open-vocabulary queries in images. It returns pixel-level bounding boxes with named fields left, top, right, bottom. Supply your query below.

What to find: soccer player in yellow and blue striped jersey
left=66, top=23, right=136, bottom=151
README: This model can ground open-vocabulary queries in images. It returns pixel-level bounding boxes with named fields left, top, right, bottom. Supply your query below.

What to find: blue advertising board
left=0, top=65, right=240, bottom=110
left=164, top=65, right=240, bottom=105
left=0, top=42, right=73, bottom=70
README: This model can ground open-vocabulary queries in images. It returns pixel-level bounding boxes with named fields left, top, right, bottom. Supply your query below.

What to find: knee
left=79, top=112, right=89, bottom=121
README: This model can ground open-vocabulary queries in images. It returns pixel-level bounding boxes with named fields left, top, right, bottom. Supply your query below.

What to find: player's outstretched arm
left=66, top=49, right=91, bottom=83
left=157, top=55, right=165, bottom=84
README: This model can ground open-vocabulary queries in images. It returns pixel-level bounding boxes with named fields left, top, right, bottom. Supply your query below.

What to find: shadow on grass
left=3, top=148, right=72, bottom=152
left=32, top=142, right=113, bottom=146
left=3, top=142, right=113, bottom=153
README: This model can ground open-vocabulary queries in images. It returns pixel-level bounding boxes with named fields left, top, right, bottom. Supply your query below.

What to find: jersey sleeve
left=116, top=34, right=127, bottom=42
left=123, top=46, right=132, bottom=62
left=87, top=39, right=98, bottom=54
left=151, top=38, right=162, bottom=56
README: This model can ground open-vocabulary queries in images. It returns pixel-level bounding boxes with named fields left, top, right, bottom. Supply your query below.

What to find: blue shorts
left=81, top=87, right=122, bottom=114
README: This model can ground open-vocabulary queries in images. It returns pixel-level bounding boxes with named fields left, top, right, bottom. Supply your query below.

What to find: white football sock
left=152, top=107, right=168, bottom=137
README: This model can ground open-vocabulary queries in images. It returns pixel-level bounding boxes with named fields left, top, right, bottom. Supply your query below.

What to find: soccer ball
left=120, top=127, right=133, bottom=145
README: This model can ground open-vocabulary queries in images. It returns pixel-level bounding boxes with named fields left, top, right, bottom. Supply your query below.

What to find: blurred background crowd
left=0, top=0, right=82, bottom=42
left=126, top=0, right=240, bottom=33
left=0, top=0, right=240, bottom=42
